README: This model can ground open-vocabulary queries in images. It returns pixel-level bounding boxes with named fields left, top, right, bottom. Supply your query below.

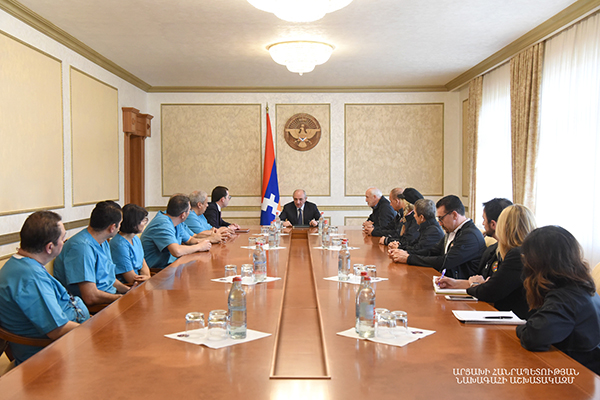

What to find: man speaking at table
left=280, top=189, right=321, bottom=227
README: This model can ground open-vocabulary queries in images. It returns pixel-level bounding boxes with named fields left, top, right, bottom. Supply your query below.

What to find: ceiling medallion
left=284, top=113, right=321, bottom=151
left=268, top=41, right=334, bottom=75
left=248, top=0, right=353, bottom=22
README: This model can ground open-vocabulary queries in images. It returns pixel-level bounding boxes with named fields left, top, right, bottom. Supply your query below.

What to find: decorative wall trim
left=0, top=0, right=151, bottom=91
left=446, top=1, right=600, bottom=91
left=0, top=218, right=88, bottom=246
left=146, top=205, right=372, bottom=213
left=148, top=86, right=449, bottom=93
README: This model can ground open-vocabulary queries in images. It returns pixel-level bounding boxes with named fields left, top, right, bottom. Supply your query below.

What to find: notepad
left=432, top=276, right=468, bottom=294
left=452, top=310, right=526, bottom=325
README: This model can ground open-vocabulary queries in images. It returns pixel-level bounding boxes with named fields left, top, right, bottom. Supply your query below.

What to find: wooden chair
left=0, top=325, right=52, bottom=362
left=591, top=262, right=600, bottom=296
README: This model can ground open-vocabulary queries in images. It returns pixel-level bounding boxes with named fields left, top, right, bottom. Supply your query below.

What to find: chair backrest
left=591, top=262, right=600, bottom=296
left=0, top=325, right=52, bottom=362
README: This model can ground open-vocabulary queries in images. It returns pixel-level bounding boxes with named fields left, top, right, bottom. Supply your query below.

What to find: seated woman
left=437, top=204, right=536, bottom=319
left=386, top=188, right=423, bottom=248
left=110, top=204, right=151, bottom=285
left=517, top=226, right=600, bottom=375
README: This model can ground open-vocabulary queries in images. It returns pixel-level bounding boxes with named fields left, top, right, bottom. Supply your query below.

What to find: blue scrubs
left=0, top=255, right=90, bottom=365
left=184, top=210, right=212, bottom=234
left=53, top=228, right=118, bottom=297
left=110, top=234, right=144, bottom=283
left=141, top=211, right=191, bottom=269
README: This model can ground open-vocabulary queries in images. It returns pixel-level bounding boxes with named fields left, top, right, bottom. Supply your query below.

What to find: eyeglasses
left=437, top=211, right=452, bottom=222
left=227, top=195, right=232, bottom=200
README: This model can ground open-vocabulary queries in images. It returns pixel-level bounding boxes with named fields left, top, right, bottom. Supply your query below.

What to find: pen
left=439, top=268, right=446, bottom=280
left=484, top=316, right=512, bottom=319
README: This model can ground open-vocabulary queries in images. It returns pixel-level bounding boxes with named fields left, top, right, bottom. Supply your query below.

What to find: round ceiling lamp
left=248, top=0, right=353, bottom=22
left=268, top=41, right=334, bottom=75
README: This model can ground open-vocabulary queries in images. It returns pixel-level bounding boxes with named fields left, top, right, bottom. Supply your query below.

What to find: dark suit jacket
left=279, top=201, right=321, bottom=226
left=204, top=202, right=230, bottom=228
left=402, top=217, right=444, bottom=254
left=373, top=208, right=404, bottom=239
left=367, top=196, right=396, bottom=230
left=467, top=246, right=532, bottom=320
left=406, top=219, right=485, bottom=279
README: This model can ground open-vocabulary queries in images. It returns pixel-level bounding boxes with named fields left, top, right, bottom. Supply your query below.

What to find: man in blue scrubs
left=184, top=190, right=230, bottom=242
left=141, top=194, right=212, bottom=269
left=54, top=201, right=131, bottom=307
left=0, top=211, right=89, bottom=365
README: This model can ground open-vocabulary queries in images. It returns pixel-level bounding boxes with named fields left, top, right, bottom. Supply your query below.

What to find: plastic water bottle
left=253, top=243, right=267, bottom=282
left=268, top=222, right=276, bottom=248
left=318, top=212, right=325, bottom=234
left=321, top=221, right=330, bottom=249
left=355, top=271, right=369, bottom=333
left=338, top=239, right=351, bottom=281
left=356, top=276, right=375, bottom=338
left=228, top=277, right=246, bottom=339
left=274, top=212, right=282, bottom=231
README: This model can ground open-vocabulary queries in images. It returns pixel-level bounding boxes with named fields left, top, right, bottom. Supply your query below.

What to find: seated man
left=391, top=195, right=485, bottom=279
left=205, top=186, right=240, bottom=230
left=389, top=199, right=444, bottom=258
left=142, top=194, right=212, bottom=269
left=362, top=187, right=396, bottom=231
left=0, top=211, right=89, bottom=365
left=366, top=187, right=404, bottom=238
left=184, top=190, right=230, bottom=242
left=280, top=189, right=321, bottom=227
left=54, top=201, right=131, bottom=307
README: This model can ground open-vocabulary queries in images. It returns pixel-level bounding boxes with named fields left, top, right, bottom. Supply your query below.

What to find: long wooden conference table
left=1, top=227, right=599, bottom=399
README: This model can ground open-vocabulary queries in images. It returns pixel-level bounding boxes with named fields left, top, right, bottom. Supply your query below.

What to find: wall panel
left=345, top=104, right=444, bottom=196
left=161, top=104, right=261, bottom=198
left=0, top=31, right=63, bottom=214
left=70, top=68, right=119, bottom=205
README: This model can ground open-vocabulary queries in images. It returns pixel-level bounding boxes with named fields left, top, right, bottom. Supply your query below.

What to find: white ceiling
left=15, top=0, right=579, bottom=89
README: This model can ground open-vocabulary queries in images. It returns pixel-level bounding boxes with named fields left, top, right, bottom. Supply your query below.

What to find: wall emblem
left=284, top=113, right=321, bottom=151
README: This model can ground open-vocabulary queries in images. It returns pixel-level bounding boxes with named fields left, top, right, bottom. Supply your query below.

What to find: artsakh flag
left=260, top=111, right=281, bottom=225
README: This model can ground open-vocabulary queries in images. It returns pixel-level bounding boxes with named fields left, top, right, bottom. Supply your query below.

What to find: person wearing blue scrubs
left=54, top=201, right=131, bottom=307
left=141, top=194, right=212, bottom=270
left=184, top=190, right=230, bottom=241
left=0, top=211, right=89, bottom=365
left=110, top=204, right=151, bottom=285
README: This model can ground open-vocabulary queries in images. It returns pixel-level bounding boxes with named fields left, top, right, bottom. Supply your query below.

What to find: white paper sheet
left=211, top=276, right=281, bottom=286
left=324, top=275, right=388, bottom=284
left=165, top=328, right=271, bottom=349
left=336, top=327, right=435, bottom=347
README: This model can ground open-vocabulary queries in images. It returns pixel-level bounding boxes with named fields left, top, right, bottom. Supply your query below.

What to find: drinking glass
left=261, top=226, right=269, bottom=235
left=376, top=311, right=396, bottom=339
left=332, top=237, right=342, bottom=247
left=366, top=265, right=377, bottom=279
left=241, top=264, right=254, bottom=284
left=224, top=264, right=237, bottom=278
left=208, top=310, right=228, bottom=341
left=392, top=310, right=408, bottom=335
left=185, top=312, right=206, bottom=338
left=248, top=237, right=257, bottom=248
left=353, top=264, right=365, bottom=276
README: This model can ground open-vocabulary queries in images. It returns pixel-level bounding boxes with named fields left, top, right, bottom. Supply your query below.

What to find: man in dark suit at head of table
left=362, top=187, right=397, bottom=232
left=204, top=186, right=241, bottom=230
left=280, top=189, right=321, bottom=227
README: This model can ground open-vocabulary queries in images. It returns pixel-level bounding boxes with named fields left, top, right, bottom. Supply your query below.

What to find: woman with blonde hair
left=437, top=204, right=536, bottom=319
left=517, top=226, right=600, bottom=374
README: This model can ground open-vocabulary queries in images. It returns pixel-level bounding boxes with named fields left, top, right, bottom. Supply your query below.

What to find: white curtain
left=536, top=12, right=600, bottom=268
left=475, top=63, right=513, bottom=226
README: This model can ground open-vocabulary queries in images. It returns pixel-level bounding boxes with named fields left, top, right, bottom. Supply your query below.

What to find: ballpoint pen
left=484, top=316, right=512, bottom=319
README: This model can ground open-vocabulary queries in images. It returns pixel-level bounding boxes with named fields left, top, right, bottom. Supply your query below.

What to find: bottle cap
left=360, top=271, right=368, bottom=276
left=233, top=277, right=242, bottom=282
left=364, top=276, right=371, bottom=281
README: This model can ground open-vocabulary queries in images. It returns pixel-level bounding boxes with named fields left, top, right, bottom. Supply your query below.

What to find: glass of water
left=248, top=237, right=257, bottom=248
left=392, top=310, right=408, bottom=335
left=224, top=264, right=237, bottom=278
left=366, top=265, right=377, bottom=279
left=376, top=311, right=396, bottom=339
left=241, top=264, right=254, bottom=284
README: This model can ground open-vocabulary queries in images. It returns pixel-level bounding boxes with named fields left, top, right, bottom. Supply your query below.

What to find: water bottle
left=228, top=277, right=247, bottom=339
left=253, top=243, right=267, bottom=282
left=356, top=276, right=375, bottom=338
left=338, top=239, right=351, bottom=281
left=274, top=212, right=282, bottom=231
left=355, top=271, right=369, bottom=333
left=318, top=212, right=324, bottom=234
left=268, top=222, right=276, bottom=248
left=321, top=221, right=330, bottom=249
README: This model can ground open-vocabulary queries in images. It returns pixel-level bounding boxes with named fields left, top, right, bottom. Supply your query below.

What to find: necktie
left=298, top=208, right=303, bottom=225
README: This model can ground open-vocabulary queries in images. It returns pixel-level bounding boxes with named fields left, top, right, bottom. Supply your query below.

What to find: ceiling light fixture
left=268, top=41, right=334, bottom=75
left=248, top=0, right=353, bottom=22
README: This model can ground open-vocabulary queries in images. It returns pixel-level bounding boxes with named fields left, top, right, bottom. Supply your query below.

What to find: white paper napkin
left=211, top=276, right=281, bottom=286
left=336, top=327, right=435, bottom=347
left=165, top=328, right=271, bottom=349
left=313, top=246, right=359, bottom=251
left=324, top=275, right=388, bottom=284
left=240, top=245, right=286, bottom=250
